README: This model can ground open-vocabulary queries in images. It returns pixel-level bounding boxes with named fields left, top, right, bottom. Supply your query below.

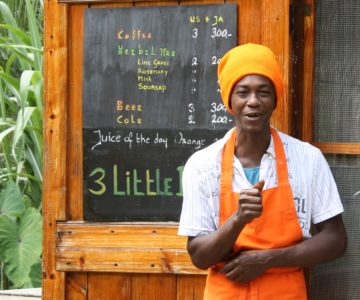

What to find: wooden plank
left=179, top=0, right=224, bottom=4
left=88, top=273, right=131, bottom=300
left=56, top=247, right=204, bottom=274
left=57, top=223, right=187, bottom=248
left=261, top=0, right=291, bottom=134
left=238, top=0, right=262, bottom=44
left=313, top=143, right=360, bottom=155
left=302, top=0, right=315, bottom=142
left=176, top=275, right=206, bottom=300
left=43, top=0, right=69, bottom=298
left=131, top=274, right=176, bottom=300
left=135, top=0, right=178, bottom=5
left=56, top=222, right=204, bottom=274
left=133, top=1, right=178, bottom=8
left=60, top=0, right=171, bottom=3
left=68, top=4, right=87, bottom=221
left=89, top=1, right=133, bottom=7
left=66, top=273, right=88, bottom=300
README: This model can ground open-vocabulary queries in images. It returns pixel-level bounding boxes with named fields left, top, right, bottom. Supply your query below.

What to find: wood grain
left=313, top=143, right=360, bottom=155
left=261, top=0, right=290, bottom=134
left=131, top=274, right=176, bottom=300
left=66, top=273, right=88, bottom=300
left=302, top=0, right=315, bottom=142
left=57, top=247, right=201, bottom=273
left=68, top=4, right=87, bottom=221
left=238, top=0, right=262, bottom=44
left=177, top=275, right=206, bottom=300
left=88, top=273, right=131, bottom=300
left=57, top=223, right=186, bottom=248
left=43, top=0, right=69, bottom=298
left=56, top=222, right=205, bottom=274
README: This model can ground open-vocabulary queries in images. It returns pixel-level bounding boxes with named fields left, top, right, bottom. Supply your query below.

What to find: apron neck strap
left=220, top=129, right=237, bottom=192
left=220, top=128, right=290, bottom=191
left=270, top=127, right=289, bottom=186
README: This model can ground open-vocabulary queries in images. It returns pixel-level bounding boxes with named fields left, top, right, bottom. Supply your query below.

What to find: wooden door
left=42, top=0, right=291, bottom=299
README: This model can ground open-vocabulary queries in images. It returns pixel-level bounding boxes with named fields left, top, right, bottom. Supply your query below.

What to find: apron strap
left=270, top=128, right=289, bottom=186
left=219, top=129, right=236, bottom=224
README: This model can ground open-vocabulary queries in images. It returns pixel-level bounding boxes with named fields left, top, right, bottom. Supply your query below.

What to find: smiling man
left=178, top=43, right=347, bottom=299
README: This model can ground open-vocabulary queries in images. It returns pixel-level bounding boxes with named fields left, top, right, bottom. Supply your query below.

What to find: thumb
left=253, top=180, right=265, bottom=191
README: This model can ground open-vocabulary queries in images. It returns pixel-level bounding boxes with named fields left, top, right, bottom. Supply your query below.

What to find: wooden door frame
left=43, top=0, right=292, bottom=298
left=292, top=0, right=360, bottom=154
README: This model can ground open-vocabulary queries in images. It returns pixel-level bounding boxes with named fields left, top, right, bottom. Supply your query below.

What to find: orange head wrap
left=217, top=43, right=284, bottom=113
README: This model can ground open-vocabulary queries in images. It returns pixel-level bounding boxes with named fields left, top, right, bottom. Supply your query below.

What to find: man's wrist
left=231, top=213, right=246, bottom=229
left=265, top=248, right=289, bottom=268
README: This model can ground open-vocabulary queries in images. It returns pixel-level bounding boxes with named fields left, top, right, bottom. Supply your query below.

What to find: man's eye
left=237, top=91, right=248, bottom=96
left=258, top=91, right=270, bottom=97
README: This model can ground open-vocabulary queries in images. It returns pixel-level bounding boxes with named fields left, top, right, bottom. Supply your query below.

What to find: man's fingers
left=239, top=195, right=262, bottom=205
left=253, top=180, right=265, bottom=191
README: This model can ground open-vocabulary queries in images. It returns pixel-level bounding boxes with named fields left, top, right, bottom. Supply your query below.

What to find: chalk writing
left=117, top=29, right=152, bottom=40
left=88, top=165, right=184, bottom=196
left=83, top=4, right=237, bottom=221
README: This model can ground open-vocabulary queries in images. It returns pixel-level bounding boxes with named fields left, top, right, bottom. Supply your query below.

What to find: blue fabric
left=243, top=166, right=260, bottom=185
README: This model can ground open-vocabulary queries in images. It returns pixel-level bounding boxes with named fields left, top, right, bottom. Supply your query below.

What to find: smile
left=244, top=113, right=263, bottom=120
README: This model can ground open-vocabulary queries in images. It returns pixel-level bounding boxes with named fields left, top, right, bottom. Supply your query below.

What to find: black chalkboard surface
left=83, top=4, right=237, bottom=221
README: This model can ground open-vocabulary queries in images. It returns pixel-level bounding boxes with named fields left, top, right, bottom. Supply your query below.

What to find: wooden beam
left=57, top=222, right=187, bottom=248
left=56, top=222, right=206, bottom=274
left=57, top=247, right=203, bottom=274
left=43, top=0, right=69, bottom=298
left=262, top=0, right=291, bottom=134
left=302, top=0, right=315, bottom=142
left=60, top=0, right=175, bottom=4
left=313, top=143, right=360, bottom=155
left=67, top=4, right=88, bottom=221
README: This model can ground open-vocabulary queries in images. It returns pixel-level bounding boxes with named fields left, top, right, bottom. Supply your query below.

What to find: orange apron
left=203, top=128, right=307, bottom=300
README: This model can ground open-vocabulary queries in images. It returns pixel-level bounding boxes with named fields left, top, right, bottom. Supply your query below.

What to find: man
left=178, top=43, right=347, bottom=299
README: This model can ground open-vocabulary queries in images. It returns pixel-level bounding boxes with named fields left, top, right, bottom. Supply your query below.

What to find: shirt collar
left=266, top=134, right=276, bottom=158
left=220, top=127, right=277, bottom=159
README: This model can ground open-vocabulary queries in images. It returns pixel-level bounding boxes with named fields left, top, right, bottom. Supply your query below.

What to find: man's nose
left=247, top=92, right=260, bottom=106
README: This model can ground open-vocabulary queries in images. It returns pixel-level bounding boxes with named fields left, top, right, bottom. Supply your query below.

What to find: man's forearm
left=267, top=215, right=347, bottom=269
left=187, top=213, right=246, bottom=269
left=219, top=215, right=347, bottom=283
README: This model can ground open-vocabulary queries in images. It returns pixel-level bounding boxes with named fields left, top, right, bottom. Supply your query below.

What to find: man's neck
left=234, top=128, right=271, bottom=168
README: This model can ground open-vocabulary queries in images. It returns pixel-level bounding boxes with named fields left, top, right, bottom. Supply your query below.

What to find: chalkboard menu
left=83, top=4, right=237, bottom=221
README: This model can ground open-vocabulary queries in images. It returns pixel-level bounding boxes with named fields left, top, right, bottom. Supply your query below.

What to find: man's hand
left=237, top=180, right=265, bottom=224
left=219, top=249, right=271, bottom=283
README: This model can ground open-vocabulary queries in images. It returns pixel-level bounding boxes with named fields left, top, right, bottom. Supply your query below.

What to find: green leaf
left=19, top=70, right=34, bottom=107
left=12, top=106, right=36, bottom=159
left=0, top=208, right=42, bottom=287
left=0, top=181, right=26, bottom=219
left=0, top=126, right=15, bottom=143
left=0, top=72, right=20, bottom=103
left=0, top=1, right=30, bottom=70
left=25, top=0, right=42, bottom=71
left=25, top=147, right=42, bottom=182
left=0, top=2, right=18, bottom=30
left=29, top=259, right=42, bottom=287
left=30, top=70, right=42, bottom=113
left=0, top=24, right=31, bottom=45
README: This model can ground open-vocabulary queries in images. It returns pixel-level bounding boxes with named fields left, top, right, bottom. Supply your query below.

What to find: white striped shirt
left=178, top=128, right=344, bottom=239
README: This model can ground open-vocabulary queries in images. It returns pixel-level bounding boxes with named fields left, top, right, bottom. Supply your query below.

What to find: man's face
left=230, top=74, right=276, bottom=134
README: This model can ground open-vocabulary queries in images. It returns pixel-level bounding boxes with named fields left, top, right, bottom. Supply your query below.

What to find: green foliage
left=0, top=180, right=26, bottom=220
left=0, top=193, right=42, bottom=287
left=0, top=0, right=43, bottom=289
